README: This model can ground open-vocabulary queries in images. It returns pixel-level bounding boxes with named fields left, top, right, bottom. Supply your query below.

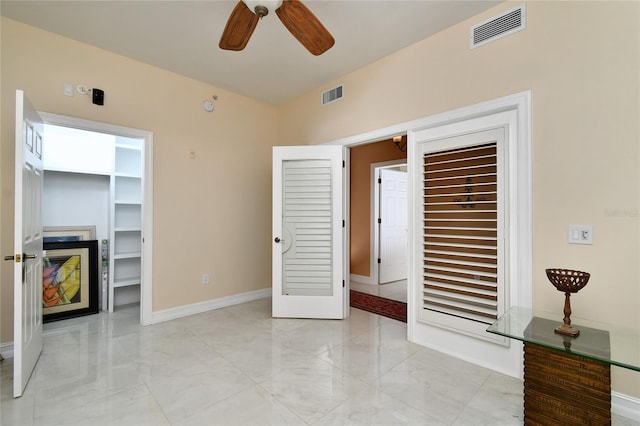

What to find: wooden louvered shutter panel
left=423, top=143, right=498, bottom=324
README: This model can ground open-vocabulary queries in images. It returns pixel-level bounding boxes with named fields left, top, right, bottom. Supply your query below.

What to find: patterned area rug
left=350, top=290, right=407, bottom=323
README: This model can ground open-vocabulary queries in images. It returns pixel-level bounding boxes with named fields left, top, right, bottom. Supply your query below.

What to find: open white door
left=378, top=168, right=408, bottom=284
left=10, top=90, right=44, bottom=397
left=272, top=145, right=344, bottom=319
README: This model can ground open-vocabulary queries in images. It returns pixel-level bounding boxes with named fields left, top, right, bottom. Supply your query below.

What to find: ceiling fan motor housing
left=243, top=0, right=283, bottom=16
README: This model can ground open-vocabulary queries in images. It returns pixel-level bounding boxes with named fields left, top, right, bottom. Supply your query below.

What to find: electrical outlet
left=201, top=273, right=210, bottom=284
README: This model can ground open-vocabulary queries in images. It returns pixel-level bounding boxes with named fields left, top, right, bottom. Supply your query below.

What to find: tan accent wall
left=279, top=2, right=639, bottom=398
left=350, top=139, right=406, bottom=277
left=1, top=18, right=277, bottom=342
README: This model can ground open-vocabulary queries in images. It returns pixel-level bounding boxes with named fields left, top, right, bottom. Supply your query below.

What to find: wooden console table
left=487, top=307, right=639, bottom=425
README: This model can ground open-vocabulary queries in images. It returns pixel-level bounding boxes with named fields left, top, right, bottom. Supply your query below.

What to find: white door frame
left=370, top=159, right=407, bottom=286
left=331, top=91, right=531, bottom=377
left=38, top=112, right=154, bottom=326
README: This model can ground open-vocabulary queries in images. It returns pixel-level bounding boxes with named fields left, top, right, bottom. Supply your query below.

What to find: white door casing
left=378, top=168, right=408, bottom=284
left=272, top=145, right=344, bottom=319
left=408, top=107, right=530, bottom=379
left=12, top=90, right=44, bottom=397
left=38, top=112, right=154, bottom=326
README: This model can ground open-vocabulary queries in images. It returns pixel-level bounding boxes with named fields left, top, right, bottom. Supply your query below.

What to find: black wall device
left=92, top=88, right=104, bottom=106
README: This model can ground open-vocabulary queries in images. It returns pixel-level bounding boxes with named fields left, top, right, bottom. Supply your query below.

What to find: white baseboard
left=0, top=341, right=14, bottom=359
left=350, top=274, right=376, bottom=285
left=613, top=391, right=640, bottom=422
left=151, top=288, right=271, bottom=324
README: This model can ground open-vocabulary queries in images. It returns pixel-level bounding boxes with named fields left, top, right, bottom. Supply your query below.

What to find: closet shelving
left=108, top=138, right=143, bottom=312
left=43, top=125, right=144, bottom=314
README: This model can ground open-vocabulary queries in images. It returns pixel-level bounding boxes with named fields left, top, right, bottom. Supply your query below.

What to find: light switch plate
left=568, top=225, right=593, bottom=245
left=62, top=82, right=74, bottom=97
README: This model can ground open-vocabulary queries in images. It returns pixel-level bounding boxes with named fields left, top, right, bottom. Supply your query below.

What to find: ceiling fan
left=219, top=0, right=335, bottom=56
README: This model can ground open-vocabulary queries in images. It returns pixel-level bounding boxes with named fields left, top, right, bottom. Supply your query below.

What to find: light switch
left=188, top=149, right=196, bottom=160
left=62, top=82, right=74, bottom=97
left=568, top=225, right=593, bottom=245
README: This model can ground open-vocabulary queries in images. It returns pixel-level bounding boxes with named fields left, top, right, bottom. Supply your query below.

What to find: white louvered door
left=272, top=145, right=344, bottom=319
left=417, top=127, right=506, bottom=338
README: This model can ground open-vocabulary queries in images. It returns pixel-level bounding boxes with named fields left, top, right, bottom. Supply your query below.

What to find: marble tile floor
left=350, top=279, right=407, bottom=303
left=1, top=299, right=637, bottom=426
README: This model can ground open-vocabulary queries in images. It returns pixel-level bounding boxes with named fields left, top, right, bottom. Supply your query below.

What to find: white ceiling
left=1, top=0, right=501, bottom=105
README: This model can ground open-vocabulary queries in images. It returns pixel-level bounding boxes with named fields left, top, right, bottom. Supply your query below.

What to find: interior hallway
left=1, top=299, right=637, bottom=425
left=351, top=279, right=407, bottom=303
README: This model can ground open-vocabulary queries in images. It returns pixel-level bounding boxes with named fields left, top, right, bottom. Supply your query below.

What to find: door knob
left=5, top=254, right=23, bottom=262
left=274, top=237, right=281, bottom=243
left=24, top=254, right=38, bottom=260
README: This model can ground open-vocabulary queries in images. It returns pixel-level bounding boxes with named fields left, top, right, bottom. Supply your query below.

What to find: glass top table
left=487, top=306, right=640, bottom=372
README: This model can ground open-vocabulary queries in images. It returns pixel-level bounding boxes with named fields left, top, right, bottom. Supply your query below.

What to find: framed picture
left=43, top=240, right=99, bottom=323
left=43, top=226, right=96, bottom=243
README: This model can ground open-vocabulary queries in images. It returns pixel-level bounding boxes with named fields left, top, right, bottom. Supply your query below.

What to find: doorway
left=39, top=113, right=153, bottom=326
left=332, top=92, right=530, bottom=377
left=375, top=163, right=408, bottom=286
left=348, top=137, right=407, bottom=320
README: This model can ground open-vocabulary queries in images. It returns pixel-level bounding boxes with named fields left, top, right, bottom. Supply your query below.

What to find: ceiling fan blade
left=219, top=1, right=260, bottom=51
left=276, top=0, right=335, bottom=56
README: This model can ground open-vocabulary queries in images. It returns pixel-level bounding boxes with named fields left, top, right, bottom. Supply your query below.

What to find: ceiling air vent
left=470, top=4, right=526, bottom=49
left=321, top=85, right=343, bottom=106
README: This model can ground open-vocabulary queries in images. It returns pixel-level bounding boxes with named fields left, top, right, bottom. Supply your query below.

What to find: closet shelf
left=114, top=227, right=141, bottom=232
left=113, top=277, right=141, bottom=288
left=114, top=252, right=141, bottom=260
left=43, top=167, right=111, bottom=176
left=114, top=172, right=142, bottom=179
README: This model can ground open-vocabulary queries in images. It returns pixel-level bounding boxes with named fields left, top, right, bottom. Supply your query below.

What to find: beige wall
left=1, top=18, right=278, bottom=342
left=350, top=139, right=406, bottom=277
left=279, top=2, right=639, bottom=397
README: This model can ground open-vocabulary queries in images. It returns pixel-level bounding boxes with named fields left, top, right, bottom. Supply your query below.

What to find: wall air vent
left=321, top=85, right=343, bottom=106
left=470, top=4, right=526, bottom=49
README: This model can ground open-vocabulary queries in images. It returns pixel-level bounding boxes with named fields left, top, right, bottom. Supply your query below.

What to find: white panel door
left=272, top=145, right=344, bottom=319
left=379, top=168, right=408, bottom=284
left=12, top=90, right=44, bottom=397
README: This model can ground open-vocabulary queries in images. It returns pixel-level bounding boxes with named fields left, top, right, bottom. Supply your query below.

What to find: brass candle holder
left=545, top=268, right=590, bottom=337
